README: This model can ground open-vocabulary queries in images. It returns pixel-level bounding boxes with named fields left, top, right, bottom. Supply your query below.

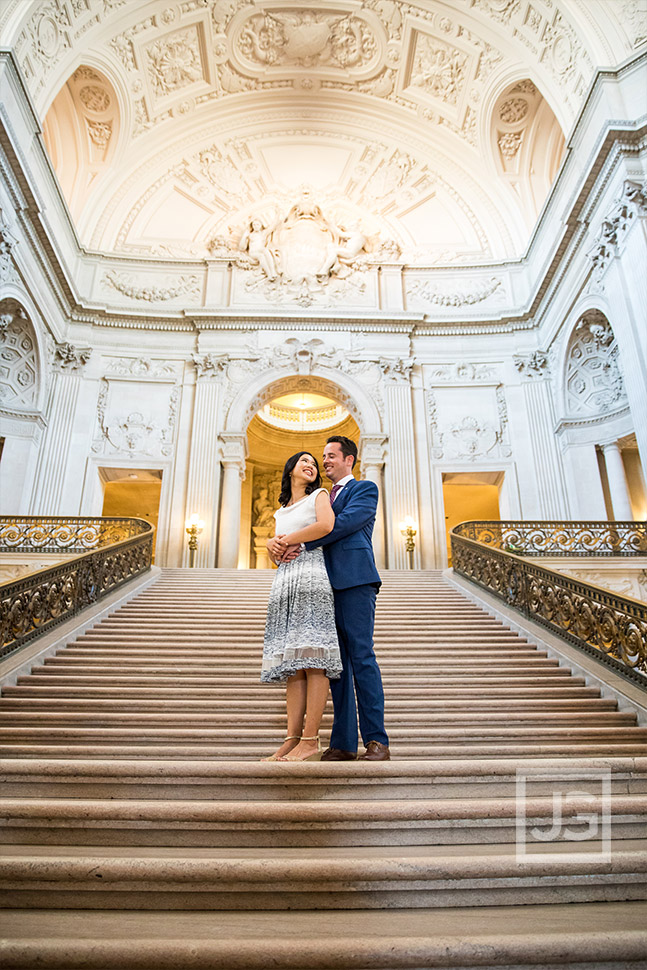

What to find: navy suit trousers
left=329, top=583, right=389, bottom=751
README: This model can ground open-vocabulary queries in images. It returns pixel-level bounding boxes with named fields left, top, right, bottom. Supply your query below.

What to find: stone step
left=2, top=682, right=599, bottom=697
left=3, top=757, right=645, bottom=800
left=45, top=649, right=549, bottom=663
left=0, top=696, right=621, bottom=711
left=2, top=902, right=646, bottom=970
left=1, top=794, right=645, bottom=848
left=3, top=724, right=641, bottom=743
left=0, top=711, right=636, bottom=727
left=2, top=742, right=646, bottom=760
left=17, top=672, right=581, bottom=686
left=1, top=841, right=646, bottom=911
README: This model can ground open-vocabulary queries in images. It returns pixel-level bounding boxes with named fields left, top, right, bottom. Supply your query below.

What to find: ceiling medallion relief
left=229, top=5, right=387, bottom=79
left=229, top=192, right=383, bottom=308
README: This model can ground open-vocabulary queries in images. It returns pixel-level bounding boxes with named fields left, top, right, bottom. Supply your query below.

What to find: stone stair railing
left=451, top=520, right=647, bottom=686
left=0, top=516, right=154, bottom=660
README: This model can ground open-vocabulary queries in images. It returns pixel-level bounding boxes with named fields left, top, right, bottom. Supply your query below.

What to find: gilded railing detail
left=453, top=520, right=647, bottom=556
left=0, top=516, right=153, bottom=659
left=451, top=521, right=647, bottom=686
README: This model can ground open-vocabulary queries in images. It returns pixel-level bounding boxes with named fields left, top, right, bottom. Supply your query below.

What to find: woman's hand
left=267, top=534, right=288, bottom=558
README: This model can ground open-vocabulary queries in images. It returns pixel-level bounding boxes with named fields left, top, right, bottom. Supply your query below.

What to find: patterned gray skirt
left=261, top=546, right=342, bottom=683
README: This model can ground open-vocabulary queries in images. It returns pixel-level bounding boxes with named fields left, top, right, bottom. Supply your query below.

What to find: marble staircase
left=0, top=568, right=646, bottom=968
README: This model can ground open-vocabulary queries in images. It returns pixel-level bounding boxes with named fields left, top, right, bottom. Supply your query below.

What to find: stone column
left=359, top=434, right=387, bottom=570
left=217, top=431, right=247, bottom=568
left=513, top=352, right=570, bottom=518
left=184, top=356, right=226, bottom=567
left=601, top=441, right=633, bottom=520
left=381, top=361, right=420, bottom=569
left=30, top=342, right=91, bottom=513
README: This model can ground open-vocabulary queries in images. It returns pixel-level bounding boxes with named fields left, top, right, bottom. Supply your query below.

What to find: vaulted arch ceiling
left=2, top=0, right=643, bottom=264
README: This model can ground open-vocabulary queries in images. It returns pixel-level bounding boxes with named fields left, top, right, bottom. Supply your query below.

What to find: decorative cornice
left=554, top=404, right=631, bottom=435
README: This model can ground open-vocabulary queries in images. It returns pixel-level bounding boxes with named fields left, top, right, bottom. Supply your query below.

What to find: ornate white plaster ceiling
left=3, top=0, right=644, bottom=263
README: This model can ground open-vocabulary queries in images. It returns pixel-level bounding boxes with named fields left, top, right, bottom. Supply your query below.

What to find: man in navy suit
left=298, top=435, right=390, bottom=761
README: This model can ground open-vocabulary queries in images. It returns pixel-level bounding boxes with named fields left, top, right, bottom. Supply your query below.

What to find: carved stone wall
left=0, top=305, right=38, bottom=411
left=564, top=313, right=627, bottom=419
left=425, top=376, right=510, bottom=463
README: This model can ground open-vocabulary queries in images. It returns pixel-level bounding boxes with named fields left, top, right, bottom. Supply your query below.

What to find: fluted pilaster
left=217, top=432, right=247, bottom=568
left=30, top=372, right=82, bottom=514
left=359, top=434, right=387, bottom=570
left=384, top=382, right=420, bottom=569
left=520, top=376, right=570, bottom=519
left=184, top=380, right=222, bottom=567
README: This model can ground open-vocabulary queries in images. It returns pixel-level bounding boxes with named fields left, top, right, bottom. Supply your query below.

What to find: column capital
left=359, top=435, right=388, bottom=467
left=51, top=341, right=92, bottom=373
left=219, top=431, right=248, bottom=473
left=513, top=351, right=550, bottom=379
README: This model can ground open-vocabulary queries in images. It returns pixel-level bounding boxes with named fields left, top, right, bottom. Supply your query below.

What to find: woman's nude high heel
left=279, top=735, right=321, bottom=762
left=261, top=736, right=300, bottom=762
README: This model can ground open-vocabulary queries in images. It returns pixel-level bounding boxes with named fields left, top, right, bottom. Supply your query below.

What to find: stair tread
left=3, top=838, right=646, bottom=862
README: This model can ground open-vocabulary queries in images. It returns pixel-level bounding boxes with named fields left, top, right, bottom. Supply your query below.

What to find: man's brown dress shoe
left=358, top=741, right=390, bottom=761
left=320, top=747, right=357, bottom=761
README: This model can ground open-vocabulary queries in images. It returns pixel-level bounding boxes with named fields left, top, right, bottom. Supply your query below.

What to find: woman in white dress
left=261, top=451, right=342, bottom=762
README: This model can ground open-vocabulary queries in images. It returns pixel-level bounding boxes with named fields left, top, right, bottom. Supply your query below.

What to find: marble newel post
left=601, top=442, right=633, bottom=520
left=217, top=432, right=248, bottom=568
left=30, top=342, right=91, bottom=513
left=359, top=435, right=387, bottom=570
left=381, top=360, right=421, bottom=570
left=184, top=355, right=226, bottom=567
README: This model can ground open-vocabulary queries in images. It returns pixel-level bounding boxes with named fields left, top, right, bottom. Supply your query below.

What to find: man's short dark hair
left=326, top=435, right=357, bottom=467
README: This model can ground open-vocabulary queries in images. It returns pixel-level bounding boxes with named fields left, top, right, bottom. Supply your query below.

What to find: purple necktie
left=330, top=483, right=342, bottom=505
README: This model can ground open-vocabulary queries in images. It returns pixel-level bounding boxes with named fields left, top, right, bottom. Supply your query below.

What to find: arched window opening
left=490, top=79, right=565, bottom=225
left=42, top=65, right=120, bottom=222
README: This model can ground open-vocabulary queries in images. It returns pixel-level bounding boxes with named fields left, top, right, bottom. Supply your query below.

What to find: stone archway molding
left=224, top=360, right=384, bottom=438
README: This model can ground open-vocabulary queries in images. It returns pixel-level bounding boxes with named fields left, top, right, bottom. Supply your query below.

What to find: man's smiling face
left=322, top=442, right=353, bottom=483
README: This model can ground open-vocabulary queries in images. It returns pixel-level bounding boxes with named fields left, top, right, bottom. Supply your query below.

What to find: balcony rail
left=450, top=520, right=647, bottom=687
left=0, top=516, right=154, bottom=660
left=453, top=520, right=647, bottom=556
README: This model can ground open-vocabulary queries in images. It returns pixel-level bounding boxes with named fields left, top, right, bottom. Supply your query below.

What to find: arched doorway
left=217, top=365, right=385, bottom=570
left=244, top=384, right=360, bottom=568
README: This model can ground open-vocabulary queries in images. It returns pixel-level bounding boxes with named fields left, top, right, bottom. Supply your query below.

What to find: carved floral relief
left=92, top=376, right=180, bottom=458
left=426, top=383, right=511, bottom=461
left=232, top=8, right=382, bottom=75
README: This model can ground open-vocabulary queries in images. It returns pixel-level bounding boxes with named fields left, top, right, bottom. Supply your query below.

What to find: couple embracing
left=261, top=435, right=390, bottom=763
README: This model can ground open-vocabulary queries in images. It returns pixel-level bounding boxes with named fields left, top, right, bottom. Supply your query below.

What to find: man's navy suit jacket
left=305, top=478, right=381, bottom=590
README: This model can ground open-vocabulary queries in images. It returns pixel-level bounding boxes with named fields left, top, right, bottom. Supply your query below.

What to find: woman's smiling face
left=292, top=453, right=318, bottom=486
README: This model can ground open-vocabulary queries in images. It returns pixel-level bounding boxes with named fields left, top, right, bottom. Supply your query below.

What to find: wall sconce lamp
left=399, top=516, right=417, bottom=570
left=185, top=513, right=204, bottom=568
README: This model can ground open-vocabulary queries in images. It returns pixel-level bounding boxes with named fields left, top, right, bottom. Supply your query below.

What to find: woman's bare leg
left=281, top=670, right=329, bottom=761
left=265, top=671, right=306, bottom=759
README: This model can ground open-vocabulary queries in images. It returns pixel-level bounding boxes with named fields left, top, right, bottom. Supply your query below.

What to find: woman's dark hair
left=278, top=452, right=322, bottom=506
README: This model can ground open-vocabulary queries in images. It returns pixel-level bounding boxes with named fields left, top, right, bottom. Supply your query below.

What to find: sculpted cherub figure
left=239, top=218, right=279, bottom=280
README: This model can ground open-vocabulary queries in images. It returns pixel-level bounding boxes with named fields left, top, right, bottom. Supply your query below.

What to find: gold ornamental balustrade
left=450, top=520, right=647, bottom=687
left=0, top=516, right=154, bottom=659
